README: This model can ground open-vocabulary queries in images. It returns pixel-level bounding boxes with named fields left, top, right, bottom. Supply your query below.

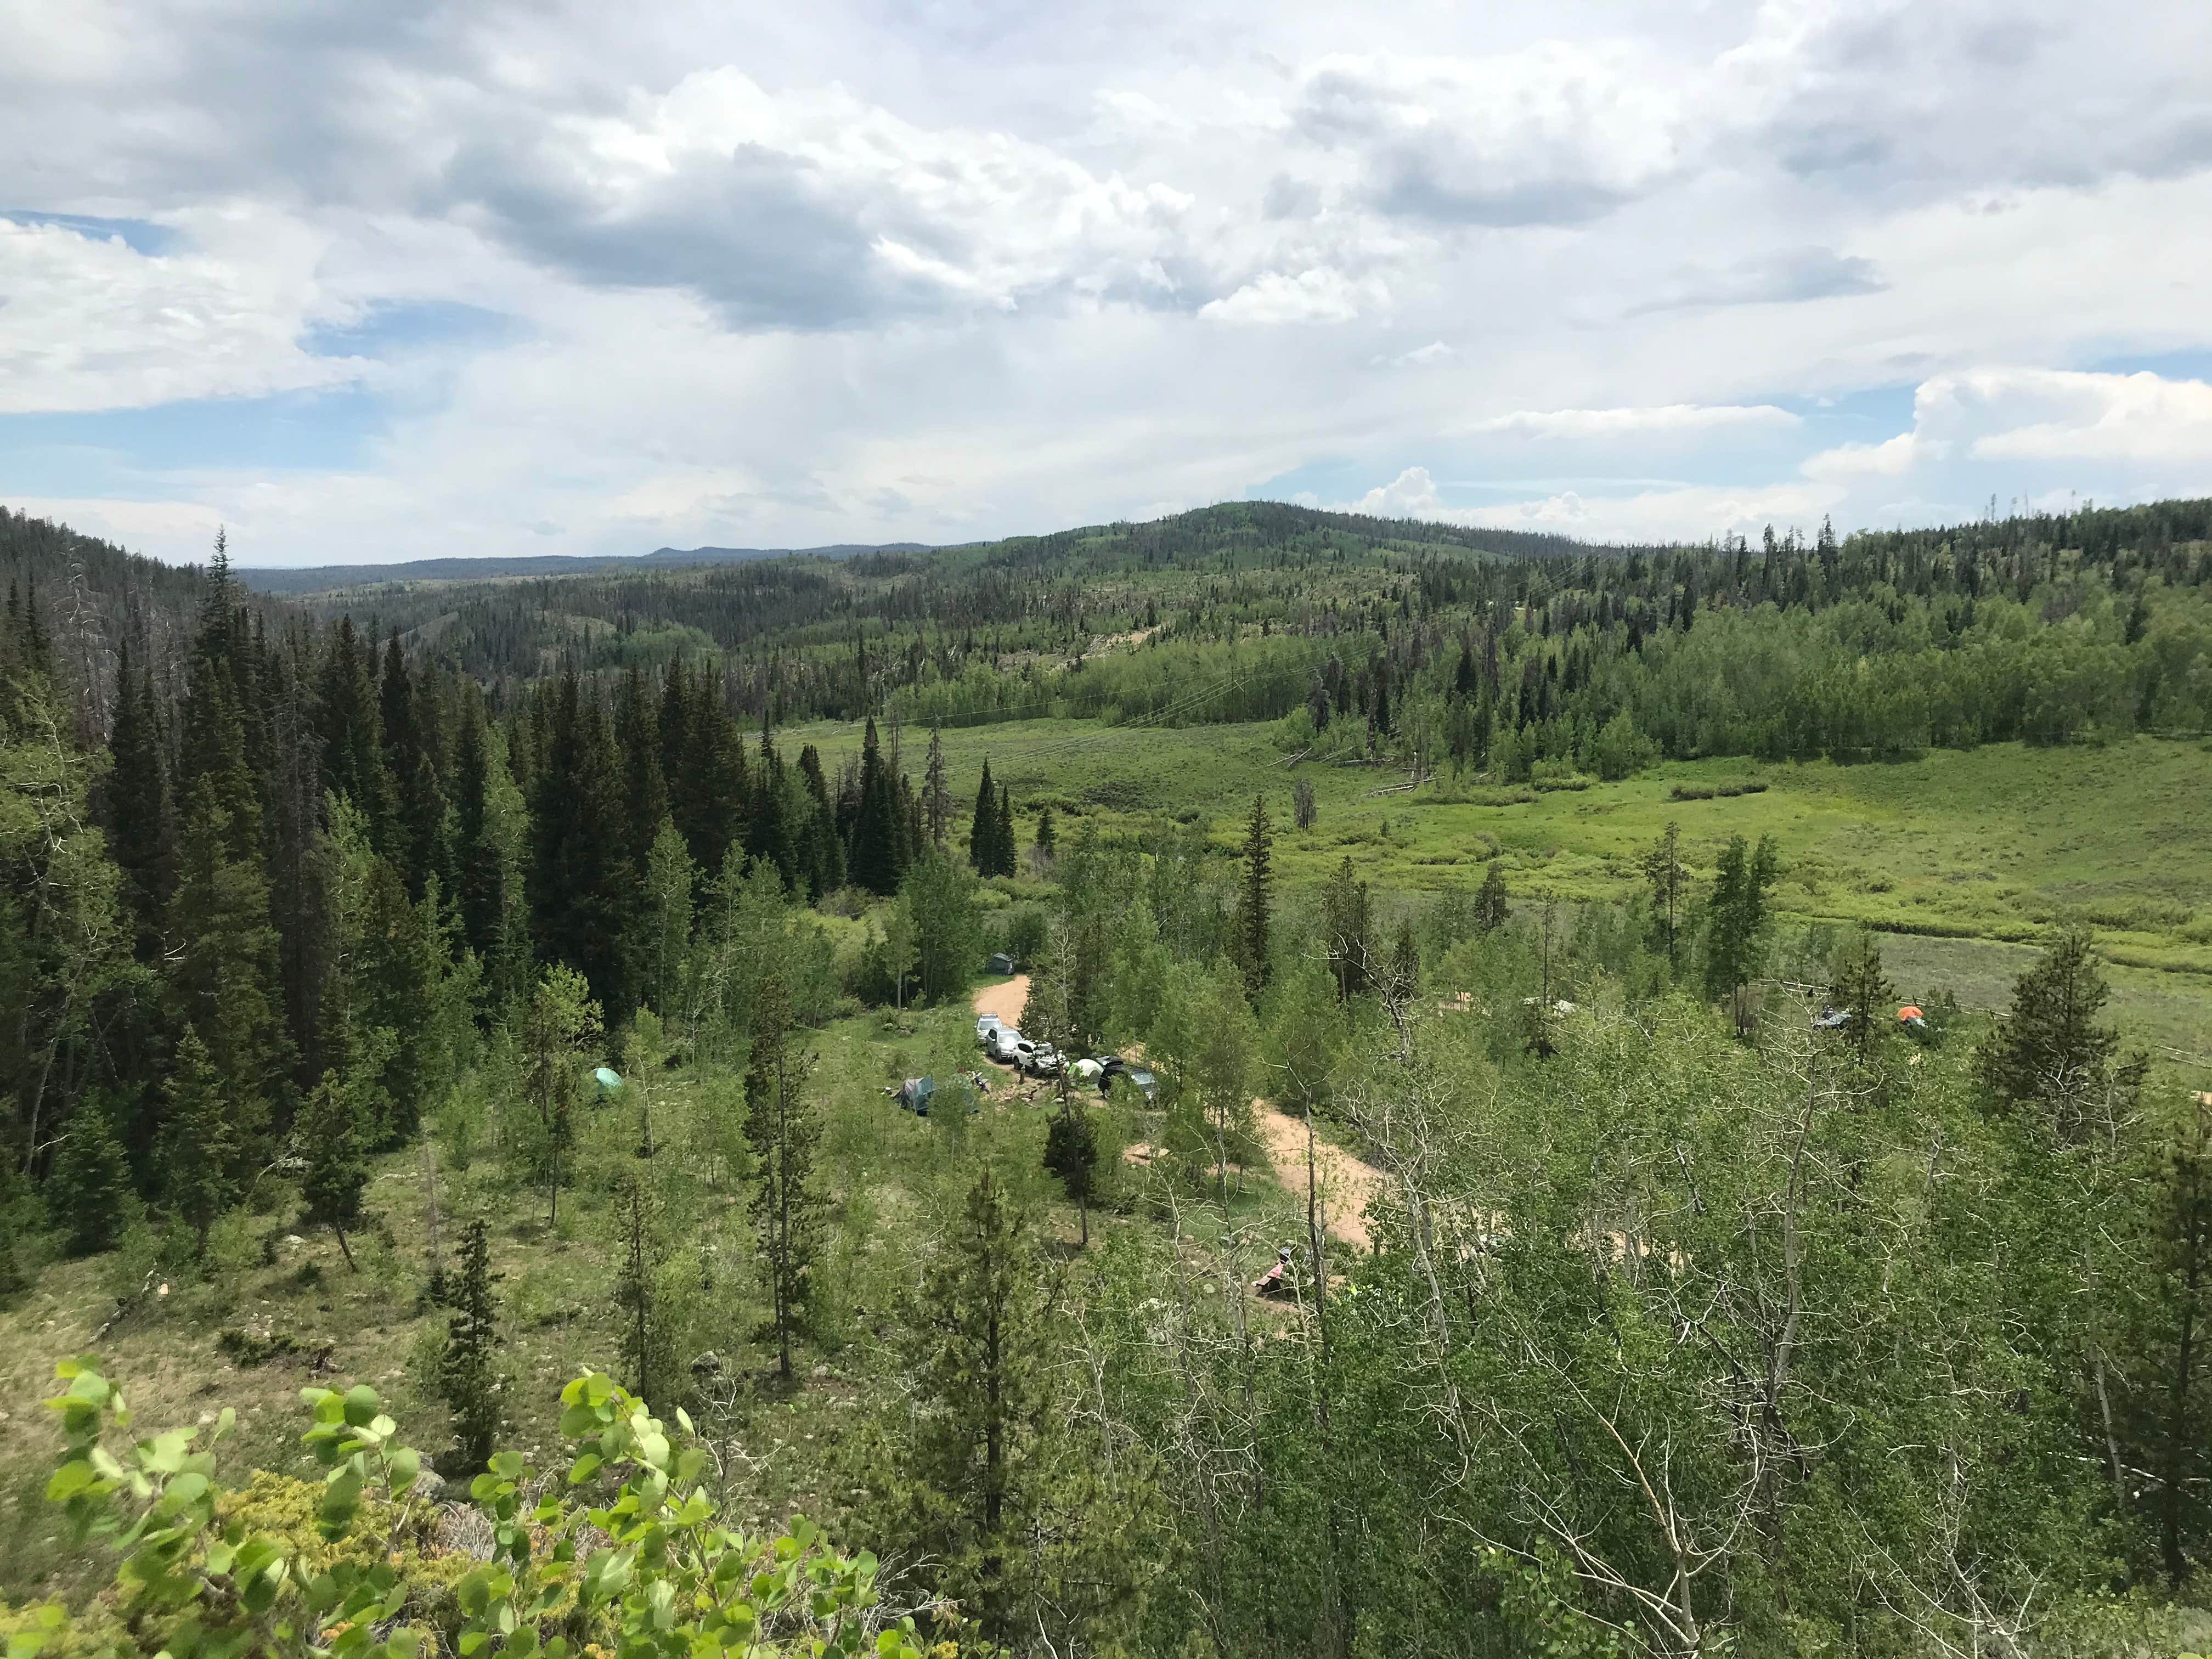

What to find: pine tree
left=994, top=785, right=1015, bottom=879
left=794, top=743, right=845, bottom=899
left=49, top=1103, right=134, bottom=1257
left=166, top=774, right=286, bottom=1154
left=1475, top=861, right=1509, bottom=934
left=923, top=724, right=951, bottom=848
left=968, top=759, right=998, bottom=875
left=452, top=693, right=501, bottom=963
left=747, top=726, right=799, bottom=892
left=532, top=675, right=639, bottom=1017
left=1236, top=793, right=1272, bottom=1000
left=297, top=1069, right=370, bottom=1271
left=1043, top=1097, right=1100, bottom=1248
left=643, top=817, right=694, bottom=1025
left=523, top=966, right=600, bottom=1225
left=1322, top=856, right=1373, bottom=1000
left=438, top=1218, right=501, bottom=1474
left=896, top=1164, right=1052, bottom=1642
left=104, top=640, right=171, bottom=960
left=618, top=664, right=669, bottom=875
left=1978, top=926, right=2142, bottom=1140
left=1034, top=806, right=1056, bottom=862
left=848, top=719, right=905, bottom=896
left=745, top=975, right=821, bottom=1379
left=1700, top=833, right=1779, bottom=1005
left=612, top=1168, right=669, bottom=1407
left=1641, top=821, right=1688, bottom=977
left=1389, top=916, right=1421, bottom=1002
left=161, top=1028, right=237, bottom=1259
left=318, top=617, right=388, bottom=847
left=1828, top=930, right=1894, bottom=1063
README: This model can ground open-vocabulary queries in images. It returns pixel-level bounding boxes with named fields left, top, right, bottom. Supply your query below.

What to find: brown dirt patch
left=971, top=975, right=1030, bottom=1026
left=1255, top=1101, right=1384, bottom=1251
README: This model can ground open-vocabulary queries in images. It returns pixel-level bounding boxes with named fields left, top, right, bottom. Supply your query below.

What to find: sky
left=4, top=1, right=2212, bottom=567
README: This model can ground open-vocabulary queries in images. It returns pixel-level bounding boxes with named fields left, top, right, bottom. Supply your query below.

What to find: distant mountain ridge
left=234, top=540, right=936, bottom=595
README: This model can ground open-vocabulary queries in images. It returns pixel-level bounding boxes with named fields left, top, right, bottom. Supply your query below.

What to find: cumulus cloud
left=1920, top=368, right=2212, bottom=466
left=1199, top=267, right=1384, bottom=325
left=1330, top=467, right=1839, bottom=543
left=438, top=67, right=1199, bottom=328
left=0, top=211, right=359, bottom=412
left=1293, top=44, right=1683, bottom=226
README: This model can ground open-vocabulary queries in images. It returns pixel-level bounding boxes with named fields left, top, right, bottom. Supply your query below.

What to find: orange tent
left=1898, top=1005, right=1924, bottom=1022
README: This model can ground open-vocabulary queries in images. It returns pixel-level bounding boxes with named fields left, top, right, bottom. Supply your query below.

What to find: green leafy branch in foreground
left=12, top=1360, right=930, bottom=1659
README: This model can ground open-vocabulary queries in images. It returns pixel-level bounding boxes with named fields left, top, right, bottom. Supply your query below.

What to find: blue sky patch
left=301, top=300, right=521, bottom=359
left=1, top=210, right=181, bottom=256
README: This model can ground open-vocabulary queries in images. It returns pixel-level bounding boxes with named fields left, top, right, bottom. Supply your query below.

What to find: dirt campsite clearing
left=1255, top=1103, right=1384, bottom=1251
left=972, top=974, right=1030, bottom=1026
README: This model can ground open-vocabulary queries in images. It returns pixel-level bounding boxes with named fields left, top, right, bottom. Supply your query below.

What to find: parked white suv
left=986, top=1026, right=1026, bottom=1064
left=975, top=1013, right=1003, bottom=1046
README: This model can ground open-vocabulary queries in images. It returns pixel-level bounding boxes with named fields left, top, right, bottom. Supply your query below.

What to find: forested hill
left=234, top=540, right=937, bottom=596
left=0, top=507, right=287, bottom=730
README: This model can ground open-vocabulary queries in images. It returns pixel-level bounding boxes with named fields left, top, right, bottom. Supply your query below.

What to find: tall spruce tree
left=923, top=723, right=951, bottom=848
left=612, top=1168, right=669, bottom=1407
left=1641, top=821, right=1689, bottom=977
left=1700, top=833, right=1779, bottom=1005
left=848, top=719, right=905, bottom=896
left=994, top=785, right=1015, bottom=879
left=968, top=758, right=998, bottom=875
left=618, top=665, right=670, bottom=876
left=895, top=1164, right=1052, bottom=1641
left=161, top=1027, right=237, bottom=1259
left=747, top=726, right=799, bottom=892
left=744, top=974, right=821, bottom=1380
left=1475, top=860, right=1509, bottom=933
left=318, top=617, right=388, bottom=848
left=438, top=1218, right=501, bottom=1474
left=104, top=640, right=171, bottom=961
left=532, top=675, right=639, bottom=1017
left=794, top=743, right=846, bottom=898
left=1236, top=793, right=1273, bottom=1000
left=165, top=772, right=287, bottom=1155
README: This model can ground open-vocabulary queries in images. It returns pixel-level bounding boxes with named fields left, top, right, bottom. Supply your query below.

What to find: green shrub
left=9, top=1358, right=935, bottom=1659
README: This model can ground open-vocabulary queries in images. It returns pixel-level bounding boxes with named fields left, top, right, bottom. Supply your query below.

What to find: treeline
left=0, top=542, right=1035, bottom=1261
left=216, top=495, right=2212, bottom=764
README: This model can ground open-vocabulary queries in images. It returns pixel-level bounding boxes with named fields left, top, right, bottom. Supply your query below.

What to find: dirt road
left=972, top=975, right=1030, bottom=1026
left=1255, top=1102, right=1383, bottom=1251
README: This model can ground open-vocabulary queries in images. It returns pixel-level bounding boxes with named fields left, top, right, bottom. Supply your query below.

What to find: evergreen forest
left=5, top=495, right=2212, bottom=1656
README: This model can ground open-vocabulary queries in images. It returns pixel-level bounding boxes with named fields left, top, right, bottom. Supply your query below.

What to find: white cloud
left=438, top=66, right=1202, bottom=327
left=1294, top=44, right=1685, bottom=225
left=1801, top=432, right=1920, bottom=479
left=1199, top=267, right=1384, bottom=325
left=1925, top=368, right=2212, bottom=465
left=1459, top=404, right=1799, bottom=440
left=1329, top=469, right=1840, bottom=542
left=0, top=211, right=358, bottom=412
left=1343, top=465, right=1443, bottom=516
left=7, top=1, right=2212, bottom=562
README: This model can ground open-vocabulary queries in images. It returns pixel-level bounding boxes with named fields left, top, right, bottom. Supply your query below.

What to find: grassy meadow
left=795, top=715, right=2212, bottom=1054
